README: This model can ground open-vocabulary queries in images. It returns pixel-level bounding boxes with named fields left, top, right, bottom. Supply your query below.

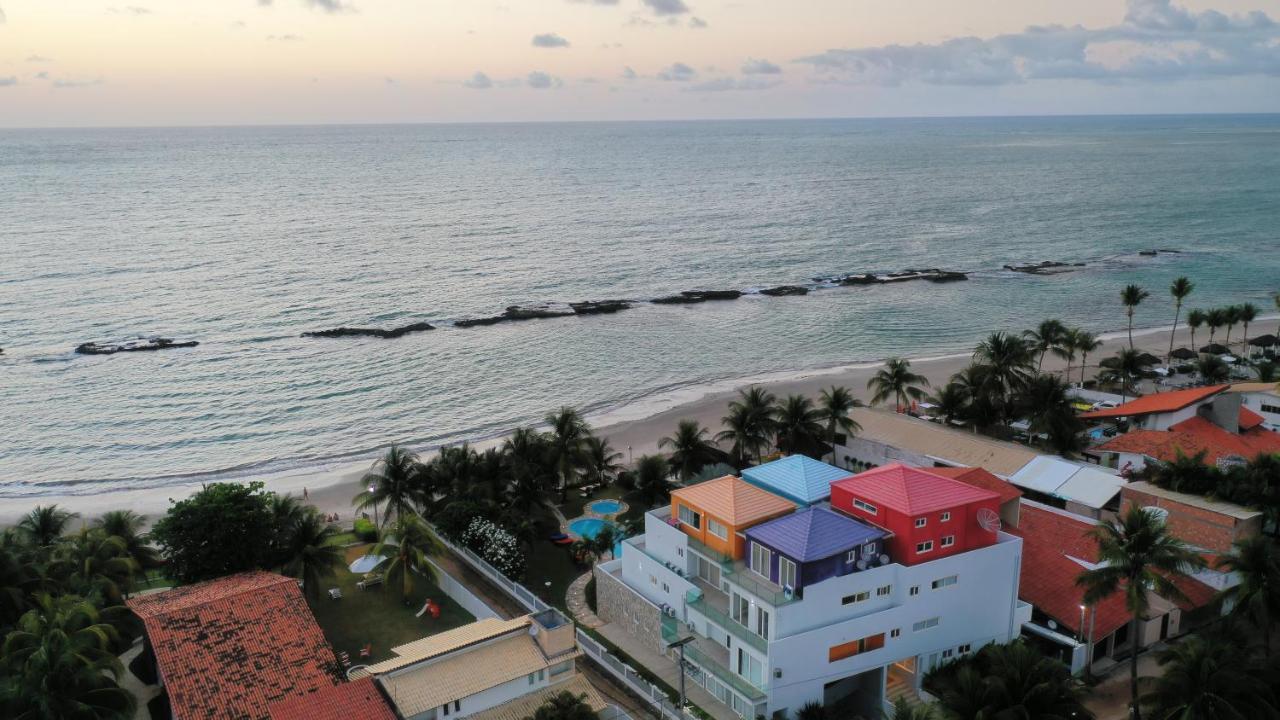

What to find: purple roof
left=745, top=507, right=885, bottom=563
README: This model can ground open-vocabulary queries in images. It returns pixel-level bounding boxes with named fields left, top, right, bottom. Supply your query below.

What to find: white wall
left=1240, top=391, right=1280, bottom=431
left=832, top=437, right=935, bottom=471
left=1141, top=405, right=1201, bottom=431
left=426, top=558, right=501, bottom=620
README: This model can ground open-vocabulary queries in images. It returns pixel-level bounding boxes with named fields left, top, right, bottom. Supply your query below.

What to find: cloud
left=108, top=6, right=152, bottom=15
left=532, top=32, right=570, bottom=48
left=687, top=77, right=780, bottom=92
left=53, top=77, right=104, bottom=88
left=796, top=0, right=1280, bottom=86
left=657, top=61, right=697, bottom=81
left=267, top=33, right=303, bottom=41
left=642, top=0, right=689, bottom=17
left=463, top=71, right=493, bottom=89
left=689, top=17, right=707, bottom=29
left=526, top=71, right=562, bottom=88
left=0, top=77, right=17, bottom=87
left=621, top=66, right=638, bottom=80
left=305, top=0, right=354, bottom=12
left=742, top=58, right=781, bottom=75
left=27, top=55, right=53, bottom=63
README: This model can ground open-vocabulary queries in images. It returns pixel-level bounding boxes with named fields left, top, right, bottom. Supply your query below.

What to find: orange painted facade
left=669, top=475, right=796, bottom=560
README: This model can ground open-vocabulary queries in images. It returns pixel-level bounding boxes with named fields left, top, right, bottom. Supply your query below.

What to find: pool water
left=587, top=499, right=623, bottom=515
left=568, top=518, right=617, bottom=540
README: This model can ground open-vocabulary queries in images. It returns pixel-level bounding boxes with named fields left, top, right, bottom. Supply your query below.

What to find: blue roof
left=745, top=507, right=885, bottom=563
left=740, top=455, right=849, bottom=505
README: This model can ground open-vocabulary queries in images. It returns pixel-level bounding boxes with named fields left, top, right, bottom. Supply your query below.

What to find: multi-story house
left=594, top=458, right=1030, bottom=720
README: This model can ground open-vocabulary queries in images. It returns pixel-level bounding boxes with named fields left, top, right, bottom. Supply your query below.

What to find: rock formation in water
left=302, top=322, right=434, bottom=339
left=651, top=290, right=743, bottom=304
left=759, top=285, right=810, bottom=296
left=75, top=337, right=200, bottom=355
left=1002, top=261, right=1085, bottom=275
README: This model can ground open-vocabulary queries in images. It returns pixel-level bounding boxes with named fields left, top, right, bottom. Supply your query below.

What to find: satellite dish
left=1047, top=619, right=1058, bottom=630
left=878, top=554, right=890, bottom=565
left=528, top=624, right=539, bottom=636
left=1143, top=507, right=1169, bottom=525
left=977, top=508, right=1002, bottom=532
left=855, top=559, right=867, bottom=570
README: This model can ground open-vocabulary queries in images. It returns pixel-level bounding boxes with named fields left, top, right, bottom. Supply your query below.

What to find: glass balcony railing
left=686, top=592, right=768, bottom=654
left=683, top=643, right=768, bottom=703
left=683, top=535, right=798, bottom=606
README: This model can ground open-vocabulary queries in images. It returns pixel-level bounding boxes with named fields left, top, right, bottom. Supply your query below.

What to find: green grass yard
left=306, top=545, right=474, bottom=664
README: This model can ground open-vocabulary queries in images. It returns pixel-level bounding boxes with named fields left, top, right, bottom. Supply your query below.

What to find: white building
left=1230, top=382, right=1280, bottom=432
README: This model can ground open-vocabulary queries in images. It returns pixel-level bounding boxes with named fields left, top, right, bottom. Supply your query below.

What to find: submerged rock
left=75, top=337, right=200, bottom=355
left=302, top=322, right=434, bottom=339
left=831, top=269, right=969, bottom=285
left=652, top=289, right=743, bottom=304
left=503, top=304, right=575, bottom=321
left=759, top=285, right=810, bottom=296
left=570, top=300, right=632, bottom=315
left=453, top=316, right=507, bottom=328
left=1003, top=261, right=1084, bottom=275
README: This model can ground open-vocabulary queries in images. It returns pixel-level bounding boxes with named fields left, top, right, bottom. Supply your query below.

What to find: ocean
left=2, top=114, right=1278, bottom=497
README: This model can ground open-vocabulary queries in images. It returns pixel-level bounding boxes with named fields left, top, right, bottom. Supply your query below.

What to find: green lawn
left=306, top=545, right=474, bottom=664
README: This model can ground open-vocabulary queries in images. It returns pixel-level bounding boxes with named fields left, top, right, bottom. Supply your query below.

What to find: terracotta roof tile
left=267, top=677, right=396, bottom=720
left=1239, top=407, right=1266, bottom=431
left=1095, top=417, right=1280, bottom=467
left=1080, top=385, right=1228, bottom=420
left=928, top=466, right=1023, bottom=504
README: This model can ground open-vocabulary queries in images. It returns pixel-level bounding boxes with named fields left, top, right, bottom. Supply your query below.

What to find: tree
left=151, top=482, right=276, bottom=584
left=717, top=387, right=778, bottom=465
left=1216, top=536, right=1280, bottom=659
left=16, top=506, right=77, bottom=551
left=1141, top=633, right=1278, bottom=720
left=972, top=332, right=1035, bottom=424
left=93, top=510, right=161, bottom=588
left=354, top=444, right=422, bottom=528
left=523, top=691, right=599, bottom=720
left=582, top=436, right=624, bottom=487
left=1224, top=305, right=1242, bottom=346
left=883, top=697, right=936, bottom=720
left=1256, top=360, right=1278, bottom=383
left=1197, top=355, right=1230, bottom=384
left=1167, top=277, right=1194, bottom=365
left=1207, top=307, right=1227, bottom=344
left=587, top=524, right=619, bottom=563
left=1025, top=318, right=1068, bottom=372
left=280, top=510, right=345, bottom=599
left=1077, top=506, right=1206, bottom=720
left=868, top=358, right=930, bottom=412
left=1017, top=374, right=1084, bottom=455
left=659, top=420, right=721, bottom=482
left=632, top=455, right=673, bottom=508
left=928, top=381, right=970, bottom=427
left=1103, top=348, right=1146, bottom=402
left=1239, top=302, right=1259, bottom=354
left=774, top=394, right=827, bottom=457
left=1121, top=284, right=1151, bottom=350
left=370, top=515, right=442, bottom=604
left=0, top=594, right=135, bottom=720
left=58, top=529, right=139, bottom=607
left=546, top=407, right=592, bottom=502
left=926, top=640, right=1090, bottom=720
left=1187, top=309, right=1207, bottom=353
left=1073, top=330, right=1104, bottom=387
left=817, top=385, right=862, bottom=457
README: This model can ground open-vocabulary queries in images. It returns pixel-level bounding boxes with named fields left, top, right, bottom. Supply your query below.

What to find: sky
left=0, top=0, right=1279, bottom=127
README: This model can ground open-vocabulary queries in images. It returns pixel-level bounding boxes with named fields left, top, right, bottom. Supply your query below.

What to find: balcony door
left=694, top=553, right=721, bottom=587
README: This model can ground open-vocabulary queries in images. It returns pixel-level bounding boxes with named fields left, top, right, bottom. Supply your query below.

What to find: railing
left=425, top=520, right=564, bottom=622
left=578, top=628, right=700, bottom=720
left=683, top=535, right=796, bottom=606
left=682, top=643, right=768, bottom=703
left=686, top=594, right=767, bottom=654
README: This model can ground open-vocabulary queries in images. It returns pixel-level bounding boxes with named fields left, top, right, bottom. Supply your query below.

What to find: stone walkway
left=566, top=570, right=605, bottom=629
left=119, top=640, right=160, bottom=720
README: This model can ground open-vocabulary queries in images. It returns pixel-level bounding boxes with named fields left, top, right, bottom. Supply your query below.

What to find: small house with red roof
left=1080, top=384, right=1230, bottom=430
left=927, top=466, right=1022, bottom=528
left=829, top=464, right=1003, bottom=564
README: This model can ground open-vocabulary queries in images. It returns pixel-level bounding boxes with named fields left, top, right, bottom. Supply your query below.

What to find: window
left=677, top=548, right=684, bottom=557
left=958, top=643, right=972, bottom=654
left=942, top=649, right=953, bottom=659
left=941, top=535, right=955, bottom=548
left=909, top=586, right=920, bottom=596
left=736, top=648, right=764, bottom=687
left=846, top=550, right=857, bottom=564
left=914, top=517, right=927, bottom=528
left=455, top=701, right=461, bottom=713
left=731, top=592, right=749, bottom=626
left=550, top=660, right=573, bottom=677
left=890, top=628, right=901, bottom=638
left=751, top=542, right=773, bottom=579
left=779, top=556, right=797, bottom=590
left=708, top=518, right=728, bottom=540
left=756, top=607, right=770, bottom=639
left=876, top=584, right=892, bottom=596
left=828, top=633, right=886, bottom=662
left=1261, top=403, right=1280, bottom=414
left=678, top=505, right=701, bottom=529
left=913, top=617, right=940, bottom=632
left=932, top=575, right=958, bottom=590
left=941, top=511, right=952, bottom=522
left=662, top=583, right=669, bottom=593
left=916, top=541, right=934, bottom=554
left=863, top=542, right=877, bottom=557
left=853, top=499, right=878, bottom=515
left=443, top=702, right=451, bottom=717
left=842, top=591, right=870, bottom=605
left=649, top=574, right=657, bottom=586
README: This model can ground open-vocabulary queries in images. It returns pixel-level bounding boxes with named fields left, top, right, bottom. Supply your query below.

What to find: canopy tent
left=1135, top=352, right=1162, bottom=367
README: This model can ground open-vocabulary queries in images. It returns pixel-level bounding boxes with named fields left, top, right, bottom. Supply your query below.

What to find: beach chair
left=359, top=644, right=372, bottom=658
left=328, top=587, right=343, bottom=600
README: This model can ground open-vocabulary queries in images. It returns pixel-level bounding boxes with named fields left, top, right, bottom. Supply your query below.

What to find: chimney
left=1201, top=393, right=1241, bottom=434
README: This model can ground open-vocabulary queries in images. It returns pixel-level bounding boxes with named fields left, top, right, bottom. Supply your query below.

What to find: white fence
left=426, top=558, right=500, bottom=620
left=577, top=629, right=700, bottom=720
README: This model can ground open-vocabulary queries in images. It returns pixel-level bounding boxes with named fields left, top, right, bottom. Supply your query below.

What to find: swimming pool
left=587, top=499, right=623, bottom=515
left=568, top=517, right=618, bottom=540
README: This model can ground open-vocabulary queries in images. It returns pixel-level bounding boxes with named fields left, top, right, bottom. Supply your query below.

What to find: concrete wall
left=833, top=437, right=936, bottom=472
left=426, top=559, right=501, bottom=620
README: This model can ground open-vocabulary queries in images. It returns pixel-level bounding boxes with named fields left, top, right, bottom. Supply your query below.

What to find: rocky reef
left=759, top=285, right=809, bottom=297
left=75, top=337, right=200, bottom=355
left=651, top=290, right=743, bottom=304
left=302, top=322, right=434, bottom=339
left=1002, top=261, right=1086, bottom=275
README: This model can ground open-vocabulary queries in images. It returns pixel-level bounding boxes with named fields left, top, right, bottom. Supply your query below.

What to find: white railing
left=577, top=628, right=701, bottom=720
left=425, top=521, right=563, bottom=619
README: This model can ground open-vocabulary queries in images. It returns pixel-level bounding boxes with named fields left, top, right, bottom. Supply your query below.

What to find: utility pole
left=666, top=636, right=694, bottom=716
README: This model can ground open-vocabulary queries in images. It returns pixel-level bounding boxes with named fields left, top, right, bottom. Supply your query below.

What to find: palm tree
left=659, top=420, right=721, bottom=482
left=1141, top=634, right=1278, bottom=720
left=1016, top=374, right=1084, bottom=456
left=1077, top=506, right=1206, bottom=720
left=1207, top=307, right=1227, bottom=344
left=58, top=529, right=139, bottom=606
left=582, top=436, right=624, bottom=487
left=1274, top=292, right=1280, bottom=336
left=1167, top=277, right=1194, bottom=365
left=973, top=332, right=1035, bottom=424
left=0, top=593, right=135, bottom=720
left=1186, top=309, right=1206, bottom=353
left=927, top=640, right=1089, bottom=720
left=15, top=505, right=77, bottom=550
left=1223, top=305, right=1242, bottom=346
left=1105, top=348, right=1146, bottom=402
left=1239, top=302, right=1258, bottom=354
left=370, top=515, right=442, bottom=604
left=883, top=697, right=937, bottom=720
left=950, top=364, right=999, bottom=429
left=1216, top=536, right=1280, bottom=658
left=717, top=387, right=777, bottom=465
left=280, top=510, right=345, bottom=599
left=1121, top=284, right=1150, bottom=350
left=817, top=386, right=862, bottom=458
left=546, top=407, right=592, bottom=502
left=354, top=444, right=422, bottom=528
left=1073, top=330, right=1104, bottom=387
left=774, top=394, right=827, bottom=457
left=927, top=382, right=970, bottom=427
left=587, top=524, right=619, bottom=563
left=0, top=533, right=31, bottom=630
left=1024, top=319, right=1068, bottom=372
left=867, top=358, right=930, bottom=413
left=1057, top=328, right=1083, bottom=383
left=527, top=690, right=601, bottom=720
left=632, top=455, right=673, bottom=508
left=1197, top=355, right=1230, bottom=384
left=93, top=510, right=161, bottom=587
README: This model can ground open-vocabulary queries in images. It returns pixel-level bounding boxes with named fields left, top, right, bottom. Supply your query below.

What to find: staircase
left=885, top=672, right=922, bottom=706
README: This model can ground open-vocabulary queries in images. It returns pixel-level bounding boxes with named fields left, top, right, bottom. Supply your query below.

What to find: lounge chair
left=328, top=587, right=343, bottom=600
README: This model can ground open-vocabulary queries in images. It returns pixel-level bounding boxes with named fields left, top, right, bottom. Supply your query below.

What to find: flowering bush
left=461, top=517, right=526, bottom=578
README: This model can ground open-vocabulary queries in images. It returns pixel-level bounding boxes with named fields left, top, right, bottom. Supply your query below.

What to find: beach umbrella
left=1099, top=356, right=1121, bottom=369
left=1135, top=352, right=1162, bottom=367
left=1200, top=343, right=1230, bottom=355
left=348, top=554, right=385, bottom=574
left=1170, top=347, right=1197, bottom=361
left=1249, top=334, right=1277, bottom=347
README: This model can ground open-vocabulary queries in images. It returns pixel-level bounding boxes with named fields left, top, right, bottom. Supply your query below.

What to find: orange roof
left=267, top=677, right=396, bottom=720
left=671, top=475, right=795, bottom=526
left=128, top=571, right=340, bottom=720
left=1095, top=417, right=1280, bottom=467
left=1239, top=407, right=1266, bottom=431
left=928, top=466, right=1023, bottom=504
left=1080, top=385, right=1228, bottom=420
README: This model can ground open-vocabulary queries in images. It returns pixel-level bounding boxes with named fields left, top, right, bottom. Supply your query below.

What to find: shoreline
left=2, top=314, right=1274, bottom=527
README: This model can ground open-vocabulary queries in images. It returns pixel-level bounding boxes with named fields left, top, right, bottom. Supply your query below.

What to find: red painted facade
left=828, top=464, right=1001, bottom=566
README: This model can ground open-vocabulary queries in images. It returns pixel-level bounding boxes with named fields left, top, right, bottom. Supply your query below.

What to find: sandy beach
left=3, top=315, right=1274, bottom=528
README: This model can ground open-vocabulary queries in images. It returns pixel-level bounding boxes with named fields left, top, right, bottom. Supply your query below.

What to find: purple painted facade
left=744, top=507, right=887, bottom=594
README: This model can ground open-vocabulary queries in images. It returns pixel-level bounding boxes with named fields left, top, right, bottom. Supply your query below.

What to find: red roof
left=832, top=463, right=1000, bottom=515
left=128, top=572, right=340, bottom=720
left=1239, top=407, right=1266, bottom=431
left=268, top=677, right=396, bottom=720
left=928, top=466, right=1023, bottom=504
left=1080, top=385, right=1228, bottom=420
left=1094, top=416, right=1280, bottom=467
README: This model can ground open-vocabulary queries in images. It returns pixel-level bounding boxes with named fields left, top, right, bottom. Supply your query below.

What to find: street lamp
left=369, top=483, right=379, bottom=527
left=1078, top=605, right=1086, bottom=643
left=666, top=636, right=695, bottom=713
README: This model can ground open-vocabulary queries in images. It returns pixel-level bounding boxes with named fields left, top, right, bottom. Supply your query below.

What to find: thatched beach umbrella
left=1170, top=347, right=1198, bottom=361
left=1248, top=334, right=1277, bottom=348
left=1136, top=352, right=1162, bottom=367
left=1200, top=343, right=1230, bottom=355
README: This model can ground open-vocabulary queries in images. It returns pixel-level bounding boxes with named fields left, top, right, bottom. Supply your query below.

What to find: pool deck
left=564, top=499, right=629, bottom=540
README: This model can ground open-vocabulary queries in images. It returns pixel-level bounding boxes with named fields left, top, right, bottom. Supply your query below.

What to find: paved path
left=596, top=622, right=739, bottom=720
left=1083, top=650, right=1163, bottom=720
left=119, top=640, right=160, bottom=720
left=566, top=571, right=605, bottom=629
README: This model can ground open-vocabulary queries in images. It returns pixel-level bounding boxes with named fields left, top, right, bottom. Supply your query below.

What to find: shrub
left=461, top=517, right=526, bottom=578
left=353, top=517, right=378, bottom=542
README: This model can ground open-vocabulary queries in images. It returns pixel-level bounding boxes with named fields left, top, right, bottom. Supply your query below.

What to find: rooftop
left=745, top=506, right=886, bottom=563
left=1227, top=381, right=1280, bottom=395
left=358, top=616, right=531, bottom=675
left=928, top=466, right=1023, bottom=504
left=848, top=407, right=1038, bottom=476
left=831, top=463, right=1000, bottom=515
left=671, top=474, right=796, bottom=526
left=466, top=675, right=607, bottom=720
left=740, top=455, right=850, bottom=505
left=1080, top=385, right=1228, bottom=420
left=1094, top=416, right=1280, bottom=467
left=1123, top=481, right=1263, bottom=521
left=1008, top=456, right=1126, bottom=510
left=267, top=677, right=396, bottom=720
left=127, top=571, right=339, bottom=720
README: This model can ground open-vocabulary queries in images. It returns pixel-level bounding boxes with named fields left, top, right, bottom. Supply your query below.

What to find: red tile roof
left=1080, top=385, right=1228, bottom=420
left=1166, top=573, right=1220, bottom=611
left=927, top=466, right=1023, bottom=504
left=832, top=463, right=1000, bottom=515
left=267, top=677, right=396, bottom=720
left=1094, top=416, right=1280, bottom=467
left=1239, top=407, right=1266, bottom=431
left=128, top=571, right=340, bottom=720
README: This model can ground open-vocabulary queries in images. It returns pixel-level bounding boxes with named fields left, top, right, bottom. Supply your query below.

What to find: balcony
left=664, top=617, right=767, bottom=703
left=682, top=535, right=796, bottom=607
left=686, top=588, right=768, bottom=654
